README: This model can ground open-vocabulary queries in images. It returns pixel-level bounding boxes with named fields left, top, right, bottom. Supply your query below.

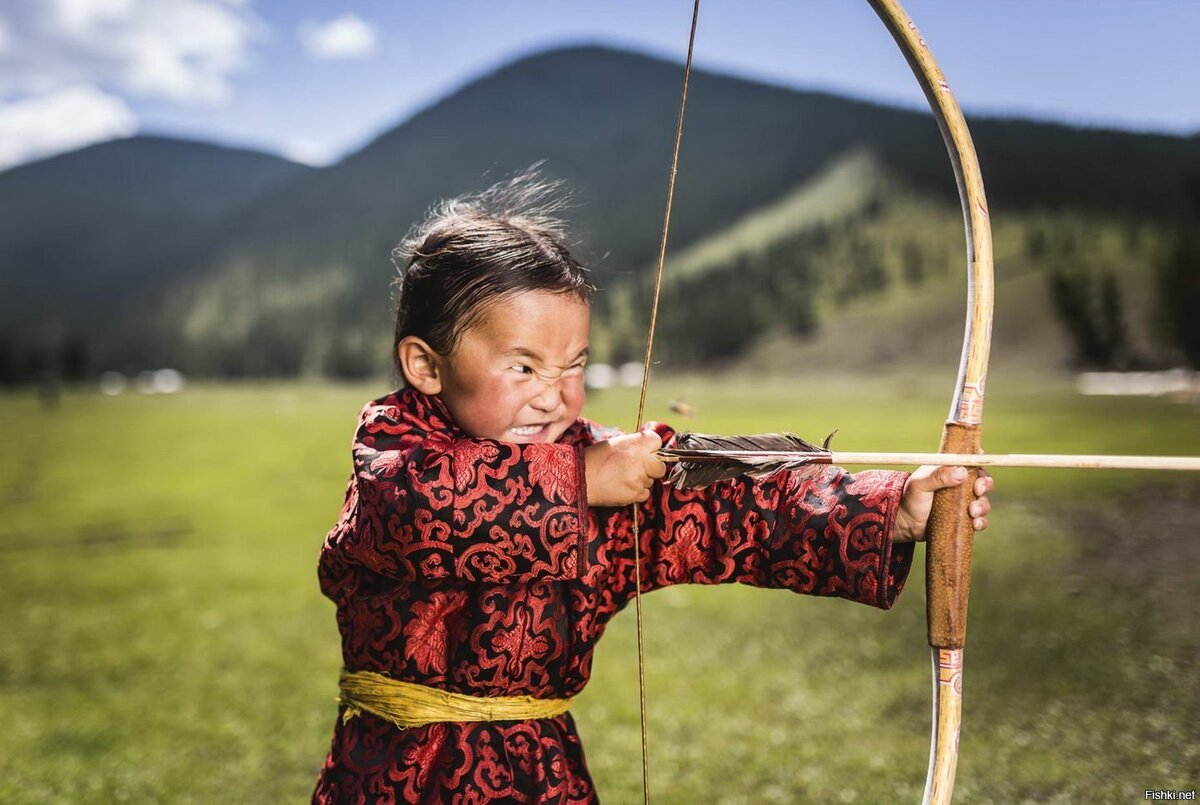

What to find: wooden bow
left=866, top=2, right=993, bottom=802
left=634, top=1, right=990, bottom=802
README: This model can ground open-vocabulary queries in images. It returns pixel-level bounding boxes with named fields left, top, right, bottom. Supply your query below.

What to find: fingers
left=968, top=497, right=990, bottom=519
left=971, top=469, right=992, bottom=531
left=585, top=429, right=672, bottom=507
left=969, top=500, right=989, bottom=531
left=914, top=466, right=995, bottom=495
left=640, top=429, right=667, bottom=480
left=611, top=430, right=661, bottom=450
left=910, top=465, right=992, bottom=532
left=909, top=464, right=968, bottom=492
left=941, top=465, right=969, bottom=487
left=638, top=429, right=663, bottom=451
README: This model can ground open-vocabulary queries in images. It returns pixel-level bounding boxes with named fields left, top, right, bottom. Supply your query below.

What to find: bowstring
left=630, top=1, right=700, bottom=801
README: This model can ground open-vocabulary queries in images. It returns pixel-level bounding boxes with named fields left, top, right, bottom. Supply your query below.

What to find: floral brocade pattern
left=314, top=388, right=914, bottom=804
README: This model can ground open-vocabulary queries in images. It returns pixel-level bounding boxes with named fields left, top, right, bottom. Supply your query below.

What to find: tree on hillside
left=1048, top=267, right=1131, bottom=368
left=1025, top=228, right=1047, bottom=260
left=323, top=335, right=379, bottom=380
left=1156, top=242, right=1200, bottom=367
left=901, top=241, right=924, bottom=285
left=765, top=241, right=816, bottom=336
left=1154, top=167, right=1200, bottom=368
left=0, top=338, right=16, bottom=386
left=60, top=337, right=89, bottom=382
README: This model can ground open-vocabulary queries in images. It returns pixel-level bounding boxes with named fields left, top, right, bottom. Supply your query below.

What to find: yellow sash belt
left=338, top=669, right=573, bottom=729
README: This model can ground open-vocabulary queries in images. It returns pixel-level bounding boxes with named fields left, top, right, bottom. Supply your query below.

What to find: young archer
left=313, top=178, right=993, bottom=803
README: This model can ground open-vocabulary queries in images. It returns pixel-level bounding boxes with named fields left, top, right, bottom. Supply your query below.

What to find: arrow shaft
left=659, top=450, right=1200, bottom=471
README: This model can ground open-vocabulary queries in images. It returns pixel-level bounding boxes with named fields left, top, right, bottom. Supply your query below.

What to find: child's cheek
left=564, top=379, right=586, bottom=418
left=501, top=377, right=539, bottom=425
left=455, top=378, right=511, bottom=438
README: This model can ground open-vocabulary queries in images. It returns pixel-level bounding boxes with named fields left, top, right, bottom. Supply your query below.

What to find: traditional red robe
left=313, top=388, right=913, bottom=804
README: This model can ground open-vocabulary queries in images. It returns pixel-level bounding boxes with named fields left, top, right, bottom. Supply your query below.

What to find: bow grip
left=925, top=422, right=981, bottom=649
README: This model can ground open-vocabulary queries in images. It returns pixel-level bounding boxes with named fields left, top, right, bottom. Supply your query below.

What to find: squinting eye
left=510, top=364, right=534, bottom=375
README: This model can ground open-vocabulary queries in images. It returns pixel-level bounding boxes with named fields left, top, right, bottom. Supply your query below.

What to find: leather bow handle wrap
left=927, top=424, right=982, bottom=649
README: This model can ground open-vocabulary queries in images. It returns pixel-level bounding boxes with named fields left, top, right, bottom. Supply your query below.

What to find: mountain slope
left=646, top=154, right=1178, bottom=374
left=186, top=46, right=1199, bottom=290
left=158, top=47, right=1197, bottom=376
left=0, top=136, right=310, bottom=335
left=1, top=46, right=1196, bottom=377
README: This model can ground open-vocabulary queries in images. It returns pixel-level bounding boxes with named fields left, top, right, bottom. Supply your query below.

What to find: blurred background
left=1, top=1, right=1197, bottom=802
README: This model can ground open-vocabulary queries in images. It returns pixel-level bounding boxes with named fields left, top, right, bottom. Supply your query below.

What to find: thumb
left=910, top=465, right=969, bottom=493
left=638, top=428, right=663, bottom=452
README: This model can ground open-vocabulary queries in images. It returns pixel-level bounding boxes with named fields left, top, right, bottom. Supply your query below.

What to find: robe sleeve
left=599, top=426, right=914, bottom=611
left=324, top=399, right=590, bottom=585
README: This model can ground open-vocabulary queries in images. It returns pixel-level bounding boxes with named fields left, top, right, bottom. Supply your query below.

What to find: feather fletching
left=661, top=431, right=836, bottom=489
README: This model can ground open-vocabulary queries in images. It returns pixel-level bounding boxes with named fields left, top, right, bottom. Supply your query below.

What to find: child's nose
left=530, top=379, right=562, bottom=411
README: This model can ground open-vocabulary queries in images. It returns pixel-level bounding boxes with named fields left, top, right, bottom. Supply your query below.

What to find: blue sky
left=1, top=0, right=1196, bottom=171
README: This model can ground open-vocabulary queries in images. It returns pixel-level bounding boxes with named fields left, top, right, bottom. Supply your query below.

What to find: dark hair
left=391, top=171, right=595, bottom=376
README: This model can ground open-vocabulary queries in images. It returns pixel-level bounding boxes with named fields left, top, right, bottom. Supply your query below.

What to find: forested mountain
left=0, top=136, right=309, bottom=342
left=1, top=45, right=1196, bottom=380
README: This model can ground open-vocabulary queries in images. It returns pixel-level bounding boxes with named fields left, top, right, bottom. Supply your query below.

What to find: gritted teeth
left=511, top=424, right=547, bottom=435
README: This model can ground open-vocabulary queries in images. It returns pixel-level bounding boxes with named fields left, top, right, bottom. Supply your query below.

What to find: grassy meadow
left=1, top=374, right=1198, bottom=803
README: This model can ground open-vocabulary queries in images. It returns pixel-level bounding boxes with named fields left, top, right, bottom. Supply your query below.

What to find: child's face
left=436, top=290, right=589, bottom=444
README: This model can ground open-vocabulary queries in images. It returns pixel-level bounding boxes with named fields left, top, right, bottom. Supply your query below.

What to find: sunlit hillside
left=0, top=45, right=1196, bottom=381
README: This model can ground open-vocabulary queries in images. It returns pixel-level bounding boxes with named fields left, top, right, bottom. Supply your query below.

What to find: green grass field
left=1, top=375, right=1198, bottom=803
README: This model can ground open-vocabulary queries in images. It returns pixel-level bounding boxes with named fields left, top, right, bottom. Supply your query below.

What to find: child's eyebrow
left=505, top=347, right=589, bottom=363
left=506, top=347, right=544, bottom=361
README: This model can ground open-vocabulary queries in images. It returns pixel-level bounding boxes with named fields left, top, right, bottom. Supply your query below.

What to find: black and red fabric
left=314, top=388, right=914, bottom=804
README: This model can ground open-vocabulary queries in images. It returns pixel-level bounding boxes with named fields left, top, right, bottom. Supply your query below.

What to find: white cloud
left=281, top=137, right=337, bottom=167
left=298, top=14, right=377, bottom=60
left=0, top=85, right=136, bottom=171
left=1, top=0, right=257, bottom=104
left=54, top=0, right=137, bottom=36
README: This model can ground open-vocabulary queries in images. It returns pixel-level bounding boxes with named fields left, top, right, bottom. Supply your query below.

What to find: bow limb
left=866, top=2, right=995, bottom=803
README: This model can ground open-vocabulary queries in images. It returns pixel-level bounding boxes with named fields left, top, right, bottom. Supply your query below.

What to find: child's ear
left=397, top=336, right=443, bottom=394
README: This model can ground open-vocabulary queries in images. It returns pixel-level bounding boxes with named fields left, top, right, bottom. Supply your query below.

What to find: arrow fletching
left=662, top=431, right=836, bottom=488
